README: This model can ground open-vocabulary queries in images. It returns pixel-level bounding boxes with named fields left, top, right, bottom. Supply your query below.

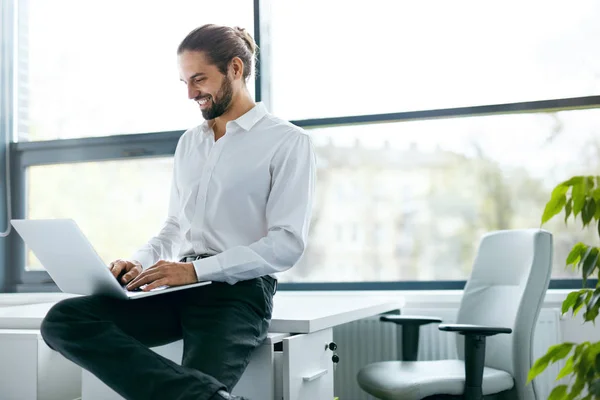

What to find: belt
left=262, top=275, right=278, bottom=295
left=179, top=253, right=213, bottom=262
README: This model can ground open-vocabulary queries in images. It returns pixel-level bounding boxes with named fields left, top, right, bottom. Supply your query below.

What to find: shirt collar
left=232, top=102, right=267, bottom=131
left=198, top=102, right=267, bottom=135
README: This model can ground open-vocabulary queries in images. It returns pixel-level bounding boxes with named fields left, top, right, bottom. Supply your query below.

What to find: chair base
left=423, top=387, right=517, bottom=400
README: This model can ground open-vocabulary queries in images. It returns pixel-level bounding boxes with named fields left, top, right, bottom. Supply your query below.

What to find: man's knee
left=40, top=297, right=89, bottom=348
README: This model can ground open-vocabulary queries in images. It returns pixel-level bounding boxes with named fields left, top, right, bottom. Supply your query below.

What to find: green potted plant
left=527, top=176, right=600, bottom=399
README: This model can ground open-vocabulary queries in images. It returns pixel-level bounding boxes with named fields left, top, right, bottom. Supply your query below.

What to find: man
left=40, top=24, right=316, bottom=400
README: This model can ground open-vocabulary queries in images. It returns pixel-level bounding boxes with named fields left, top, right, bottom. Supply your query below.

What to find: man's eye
left=194, top=78, right=205, bottom=84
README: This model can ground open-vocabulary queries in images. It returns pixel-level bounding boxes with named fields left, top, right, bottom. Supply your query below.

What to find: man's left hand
left=126, top=260, right=197, bottom=292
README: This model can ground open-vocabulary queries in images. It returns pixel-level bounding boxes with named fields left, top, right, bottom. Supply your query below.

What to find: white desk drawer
left=283, top=328, right=334, bottom=400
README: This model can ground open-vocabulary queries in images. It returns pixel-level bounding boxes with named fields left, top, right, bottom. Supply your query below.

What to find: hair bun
left=233, top=26, right=256, bottom=55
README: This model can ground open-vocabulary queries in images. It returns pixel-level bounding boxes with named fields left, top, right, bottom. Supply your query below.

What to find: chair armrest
left=438, top=324, right=511, bottom=400
left=380, top=316, right=442, bottom=362
left=438, top=323, right=512, bottom=336
left=380, top=315, right=442, bottom=326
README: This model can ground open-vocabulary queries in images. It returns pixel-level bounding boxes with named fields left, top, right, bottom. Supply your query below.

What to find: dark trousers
left=40, top=276, right=275, bottom=400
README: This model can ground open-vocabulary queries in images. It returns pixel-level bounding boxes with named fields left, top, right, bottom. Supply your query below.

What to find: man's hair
left=178, top=24, right=257, bottom=82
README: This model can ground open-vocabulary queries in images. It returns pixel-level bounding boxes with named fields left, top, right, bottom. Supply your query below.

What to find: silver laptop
left=10, top=219, right=211, bottom=300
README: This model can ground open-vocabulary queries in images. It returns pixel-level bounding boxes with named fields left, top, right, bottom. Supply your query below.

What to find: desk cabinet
left=0, top=295, right=402, bottom=400
left=0, top=329, right=81, bottom=400
left=82, top=330, right=335, bottom=400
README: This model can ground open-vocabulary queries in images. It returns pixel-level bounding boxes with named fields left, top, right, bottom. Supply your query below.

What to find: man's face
left=178, top=50, right=234, bottom=120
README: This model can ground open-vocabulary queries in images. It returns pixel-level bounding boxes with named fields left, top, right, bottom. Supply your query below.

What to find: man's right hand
left=109, top=259, right=143, bottom=285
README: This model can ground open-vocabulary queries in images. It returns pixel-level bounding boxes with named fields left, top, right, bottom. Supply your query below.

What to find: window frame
left=1, top=0, right=599, bottom=292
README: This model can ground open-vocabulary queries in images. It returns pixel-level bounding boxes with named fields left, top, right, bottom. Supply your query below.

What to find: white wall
left=561, top=311, right=600, bottom=343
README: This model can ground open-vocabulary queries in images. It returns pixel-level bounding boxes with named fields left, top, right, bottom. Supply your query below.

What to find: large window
left=270, top=0, right=600, bottom=120
left=2, top=0, right=599, bottom=291
left=281, top=108, right=600, bottom=282
left=26, top=158, right=173, bottom=269
left=19, top=0, right=254, bottom=141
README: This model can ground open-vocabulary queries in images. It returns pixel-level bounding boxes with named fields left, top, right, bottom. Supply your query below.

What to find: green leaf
left=598, top=219, right=600, bottom=238
left=589, top=200, right=597, bottom=222
left=596, top=353, right=600, bottom=372
left=595, top=200, right=600, bottom=221
left=552, top=184, right=570, bottom=198
left=582, top=198, right=596, bottom=227
left=528, top=343, right=575, bottom=383
left=553, top=343, right=576, bottom=360
left=547, top=384, right=568, bottom=400
left=578, top=247, right=594, bottom=270
left=574, top=293, right=587, bottom=316
left=575, top=346, right=592, bottom=380
left=564, top=197, right=573, bottom=223
left=563, top=176, right=585, bottom=186
left=590, top=378, right=600, bottom=396
left=585, top=290, right=600, bottom=323
left=582, top=248, right=600, bottom=284
left=573, top=183, right=586, bottom=217
left=528, top=356, right=552, bottom=383
left=583, top=302, right=599, bottom=323
left=556, top=356, right=574, bottom=380
left=593, top=187, right=600, bottom=201
left=574, top=342, right=590, bottom=360
left=586, top=176, right=596, bottom=190
left=569, top=375, right=586, bottom=398
left=542, top=194, right=567, bottom=224
left=563, top=291, right=583, bottom=315
left=566, top=243, right=588, bottom=266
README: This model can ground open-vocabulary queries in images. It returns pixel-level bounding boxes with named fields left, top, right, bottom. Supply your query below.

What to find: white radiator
left=333, top=308, right=562, bottom=400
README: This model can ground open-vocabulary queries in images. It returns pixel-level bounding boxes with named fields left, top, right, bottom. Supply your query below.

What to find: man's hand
left=109, top=259, right=143, bottom=285
left=126, top=260, right=198, bottom=292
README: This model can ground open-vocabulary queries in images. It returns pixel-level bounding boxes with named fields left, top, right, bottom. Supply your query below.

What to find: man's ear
left=229, top=57, right=245, bottom=80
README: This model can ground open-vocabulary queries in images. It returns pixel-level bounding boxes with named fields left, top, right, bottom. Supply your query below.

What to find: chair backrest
left=455, top=229, right=553, bottom=400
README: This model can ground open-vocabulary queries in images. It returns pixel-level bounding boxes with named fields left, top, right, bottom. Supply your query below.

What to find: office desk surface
left=270, top=293, right=403, bottom=333
left=0, top=293, right=403, bottom=333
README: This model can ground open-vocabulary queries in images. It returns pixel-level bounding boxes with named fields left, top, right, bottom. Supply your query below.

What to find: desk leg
left=283, top=328, right=334, bottom=400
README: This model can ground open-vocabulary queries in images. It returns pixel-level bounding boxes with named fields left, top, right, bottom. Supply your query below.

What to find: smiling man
left=40, top=24, right=316, bottom=400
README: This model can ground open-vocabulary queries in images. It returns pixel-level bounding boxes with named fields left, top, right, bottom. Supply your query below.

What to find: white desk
left=270, top=294, right=403, bottom=333
left=0, top=293, right=403, bottom=400
left=0, top=294, right=402, bottom=333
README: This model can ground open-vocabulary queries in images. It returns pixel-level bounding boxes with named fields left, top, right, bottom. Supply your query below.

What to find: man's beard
left=200, top=76, right=234, bottom=120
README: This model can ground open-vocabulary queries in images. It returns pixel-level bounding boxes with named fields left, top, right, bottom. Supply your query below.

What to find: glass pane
left=270, top=0, right=600, bottom=120
left=27, top=158, right=173, bottom=270
left=281, top=107, right=600, bottom=282
left=19, top=0, right=254, bottom=141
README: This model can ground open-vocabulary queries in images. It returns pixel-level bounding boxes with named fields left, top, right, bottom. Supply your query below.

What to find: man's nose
left=188, top=85, right=199, bottom=100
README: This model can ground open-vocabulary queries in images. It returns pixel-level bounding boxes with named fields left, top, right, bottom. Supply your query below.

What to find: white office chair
left=357, top=229, right=553, bottom=400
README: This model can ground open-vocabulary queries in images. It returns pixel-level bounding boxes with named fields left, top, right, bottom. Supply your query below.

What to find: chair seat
left=357, top=360, right=514, bottom=400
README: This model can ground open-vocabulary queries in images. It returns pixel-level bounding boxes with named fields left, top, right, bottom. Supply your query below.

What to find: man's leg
left=178, top=277, right=274, bottom=398
left=41, top=293, right=226, bottom=400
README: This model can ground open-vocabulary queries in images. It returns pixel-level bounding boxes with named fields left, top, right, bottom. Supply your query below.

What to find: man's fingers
left=110, top=261, right=124, bottom=278
left=127, top=271, right=161, bottom=290
left=121, top=269, right=140, bottom=284
left=142, top=278, right=169, bottom=292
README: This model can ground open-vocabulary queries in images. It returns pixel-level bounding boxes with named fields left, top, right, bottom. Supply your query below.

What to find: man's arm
left=194, top=132, right=316, bottom=284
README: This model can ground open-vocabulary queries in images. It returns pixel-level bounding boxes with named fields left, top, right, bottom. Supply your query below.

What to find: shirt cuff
left=130, top=250, right=156, bottom=270
left=192, top=256, right=224, bottom=282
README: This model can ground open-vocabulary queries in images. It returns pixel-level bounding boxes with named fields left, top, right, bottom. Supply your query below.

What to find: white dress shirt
left=131, top=103, right=316, bottom=284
